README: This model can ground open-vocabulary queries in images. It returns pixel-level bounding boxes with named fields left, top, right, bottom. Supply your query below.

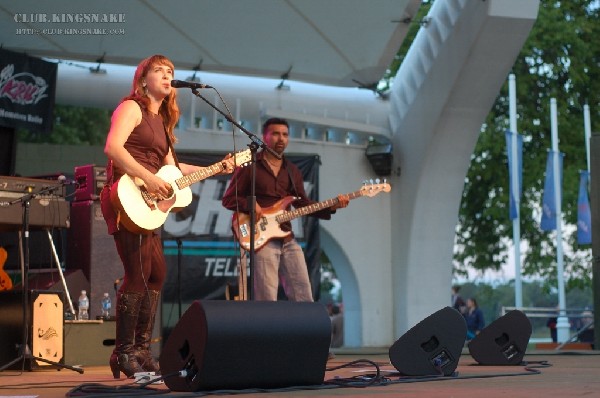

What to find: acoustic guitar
left=111, top=149, right=252, bottom=234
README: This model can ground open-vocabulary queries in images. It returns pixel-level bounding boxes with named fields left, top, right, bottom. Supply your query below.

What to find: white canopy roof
left=0, top=0, right=422, bottom=87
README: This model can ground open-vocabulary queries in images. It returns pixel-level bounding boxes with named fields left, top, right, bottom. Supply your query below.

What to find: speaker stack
left=159, top=300, right=331, bottom=392
left=67, top=164, right=121, bottom=320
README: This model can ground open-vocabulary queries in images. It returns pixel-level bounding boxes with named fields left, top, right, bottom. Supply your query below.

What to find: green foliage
left=18, top=103, right=110, bottom=145
left=383, top=0, right=600, bottom=289
left=455, top=0, right=600, bottom=289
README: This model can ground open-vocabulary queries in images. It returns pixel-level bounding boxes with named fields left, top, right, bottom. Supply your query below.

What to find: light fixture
left=276, top=66, right=292, bottom=91
left=89, top=53, right=106, bottom=74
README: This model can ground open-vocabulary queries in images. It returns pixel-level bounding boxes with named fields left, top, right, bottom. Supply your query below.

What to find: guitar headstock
left=233, top=149, right=253, bottom=167
left=360, top=179, right=391, bottom=197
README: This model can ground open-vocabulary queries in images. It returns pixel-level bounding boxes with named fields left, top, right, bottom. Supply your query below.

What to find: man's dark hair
left=262, top=117, right=289, bottom=134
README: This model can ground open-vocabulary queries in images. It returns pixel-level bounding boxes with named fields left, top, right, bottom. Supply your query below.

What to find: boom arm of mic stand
left=190, top=88, right=279, bottom=300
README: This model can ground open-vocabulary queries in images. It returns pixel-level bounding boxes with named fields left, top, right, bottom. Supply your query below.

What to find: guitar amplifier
left=0, top=194, right=70, bottom=231
left=74, top=164, right=107, bottom=202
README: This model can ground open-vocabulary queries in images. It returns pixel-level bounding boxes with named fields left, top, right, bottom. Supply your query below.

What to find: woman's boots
left=109, top=291, right=144, bottom=379
left=134, top=290, right=161, bottom=373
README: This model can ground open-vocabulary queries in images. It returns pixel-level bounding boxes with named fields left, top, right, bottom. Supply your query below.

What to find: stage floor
left=0, top=349, right=598, bottom=397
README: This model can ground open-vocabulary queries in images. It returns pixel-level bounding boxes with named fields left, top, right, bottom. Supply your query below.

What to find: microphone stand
left=0, top=185, right=83, bottom=373
left=190, top=88, right=280, bottom=300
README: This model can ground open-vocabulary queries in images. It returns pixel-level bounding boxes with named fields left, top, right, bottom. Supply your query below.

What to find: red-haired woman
left=101, top=54, right=234, bottom=378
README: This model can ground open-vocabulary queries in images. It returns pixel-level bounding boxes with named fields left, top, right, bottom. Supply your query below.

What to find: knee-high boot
left=109, top=291, right=144, bottom=379
left=134, top=290, right=160, bottom=373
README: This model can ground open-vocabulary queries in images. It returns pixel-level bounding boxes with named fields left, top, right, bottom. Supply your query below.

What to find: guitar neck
left=175, top=162, right=224, bottom=189
left=277, top=189, right=365, bottom=223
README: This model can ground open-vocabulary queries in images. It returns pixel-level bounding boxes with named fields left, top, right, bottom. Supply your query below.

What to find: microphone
left=58, top=175, right=78, bottom=186
left=171, top=80, right=213, bottom=90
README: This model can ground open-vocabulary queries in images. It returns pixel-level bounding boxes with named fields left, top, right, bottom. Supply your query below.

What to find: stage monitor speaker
left=159, top=300, right=331, bottom=392
left=468, top=310, right=531, bottom=365
left=67, top=200, right=121, bottom=320
left=0, top=290, right=64, bottom=370
left=389, top=307, right=466, bottom=376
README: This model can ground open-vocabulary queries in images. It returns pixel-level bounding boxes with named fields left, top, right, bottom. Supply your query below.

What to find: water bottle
left=78, top=290, right=89, bottom=321
left=101, top=292, right=111, bottom=320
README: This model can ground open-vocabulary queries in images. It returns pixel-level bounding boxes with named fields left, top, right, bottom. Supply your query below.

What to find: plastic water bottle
left=101, top=292, right=111, bottom=320
left=78, top=290, right=89, bottom=321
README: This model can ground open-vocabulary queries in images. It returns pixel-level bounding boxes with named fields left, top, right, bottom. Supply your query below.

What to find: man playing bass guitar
left=222, top=117, right=349, bottom=302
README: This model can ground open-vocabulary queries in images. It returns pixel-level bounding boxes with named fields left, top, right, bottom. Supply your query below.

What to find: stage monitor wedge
left=389, top=307, right=466, bottom=376
left=159, top=300, right=331, bottom=392
left=468, top=309, right=532, bottom=365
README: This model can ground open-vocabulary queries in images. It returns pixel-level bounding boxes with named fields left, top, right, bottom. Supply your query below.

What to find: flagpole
left=509, top=74, right=523, bottom=308
left=584, top=104, right=591, bottom=174
left=551, top=98, right=569, bottom=343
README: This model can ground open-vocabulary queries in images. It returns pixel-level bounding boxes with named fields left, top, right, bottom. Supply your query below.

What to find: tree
left=18, top=104, right=110, bottom=145
left=456, top=0, right=599, bottom=289
left=384, top=0, right=600, bottom=289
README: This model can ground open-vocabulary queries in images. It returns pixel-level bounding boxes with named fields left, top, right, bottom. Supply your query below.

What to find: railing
left=501, top=306, right=594, bottom=349
left=501, top=306, right=594, bottom=319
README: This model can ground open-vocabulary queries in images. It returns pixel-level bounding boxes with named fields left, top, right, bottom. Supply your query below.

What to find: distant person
left=546, top=315, right=558, bottom=343
left=330, top=304, right=344, bottom=348
left=578, top=310, right=594, bottom=345
left=451, top=285, right=466, bottom=314
left=464, top=297, right=485, bottom=340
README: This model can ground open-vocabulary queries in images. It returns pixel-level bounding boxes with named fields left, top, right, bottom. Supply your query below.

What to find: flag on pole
left=577, top=170, right=592, bottom=244
left=540, top=150, right=563, bottom=231
left=505, top=130, right=523, bottom=220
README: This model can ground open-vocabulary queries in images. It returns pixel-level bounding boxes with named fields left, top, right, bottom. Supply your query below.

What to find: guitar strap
left=164, top=123, right=181, bottom=170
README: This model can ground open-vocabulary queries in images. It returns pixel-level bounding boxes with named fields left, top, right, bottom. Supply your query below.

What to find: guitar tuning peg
left=375, top=178, right=380, bottom=184
left=369, top=179, right=374, bottom=185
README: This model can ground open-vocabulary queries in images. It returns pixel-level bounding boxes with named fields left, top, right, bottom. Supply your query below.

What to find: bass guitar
left=111, top=149, right=252, bottom=234
left=232, top=181, right=391, bottom=251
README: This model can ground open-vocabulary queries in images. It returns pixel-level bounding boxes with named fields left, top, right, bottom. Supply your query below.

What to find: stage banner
left=160, top=153, right=321, bottom=327
left=0, top=49, right=57, bottom=133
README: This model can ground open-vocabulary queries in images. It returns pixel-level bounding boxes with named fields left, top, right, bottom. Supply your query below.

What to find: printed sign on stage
left=0, top=48, right=57, bottom=133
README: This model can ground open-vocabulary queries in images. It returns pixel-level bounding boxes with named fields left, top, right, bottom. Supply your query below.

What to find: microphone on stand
left=58, top=175, right=79, bottom=186
left=171, top=80, right=213, bottom=89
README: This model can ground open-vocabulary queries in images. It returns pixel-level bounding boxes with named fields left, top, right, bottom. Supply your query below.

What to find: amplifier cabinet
left=74, top=164, right=107, bottom=202
left=67, top=200, right=121, bottom=320
left=0, top=195, right=70, bottom=231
